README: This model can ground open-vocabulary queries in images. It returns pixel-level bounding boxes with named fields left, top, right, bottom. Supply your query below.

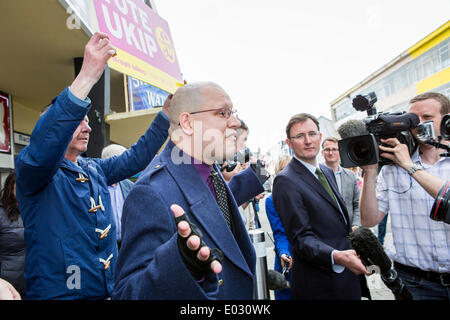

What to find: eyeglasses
left=190, top=107, right=237, bottom=119
left=323, top=148, right=339, bottom=153
left=289, top=131, right=319, bottom=140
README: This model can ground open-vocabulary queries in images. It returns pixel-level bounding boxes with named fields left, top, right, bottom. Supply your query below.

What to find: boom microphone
left=337, top=120, right=369, bottom=139
left=348, top=227, right=412, bottom=300
left=349, top=227, right=391, bottom=273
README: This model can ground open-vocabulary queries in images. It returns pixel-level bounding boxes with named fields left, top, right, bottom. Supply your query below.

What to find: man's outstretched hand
left=171, top=204, right=223, bottom=280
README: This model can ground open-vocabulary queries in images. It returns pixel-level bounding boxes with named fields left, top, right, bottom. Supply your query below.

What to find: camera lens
left=430, top=182, right=450, bottom=224
left=348, top=139, right=372, bottom=165
left=442, top=115, right=450, bottom=140
left=416, top=121, right=435, bottom=142
left=417, top=125, right=425, bottom=137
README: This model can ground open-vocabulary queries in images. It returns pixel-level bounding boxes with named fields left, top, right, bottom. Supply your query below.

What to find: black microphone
left=267, top=269, right=290, bottom=291
left=348, top=227, right=412, bottom=300
left=337, top=119, right=369, bottom=139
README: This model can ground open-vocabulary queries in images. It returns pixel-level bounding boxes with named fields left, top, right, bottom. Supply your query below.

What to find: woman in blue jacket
left=265, top=155, right=293, bottom=300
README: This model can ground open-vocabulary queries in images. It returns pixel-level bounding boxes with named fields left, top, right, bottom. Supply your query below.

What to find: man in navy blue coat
left=112, top=82, right=264, bottom=299
left=272, top=113, right=368, bottom=300
left=15, top=33, right=170, bottom=299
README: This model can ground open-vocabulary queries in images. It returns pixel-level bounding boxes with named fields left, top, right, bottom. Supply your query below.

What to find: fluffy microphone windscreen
left=348, top=227, right=392, bottom=275
left=337, top=119, right=369, bottom=139
left=267, top=270, right=290, bottom=290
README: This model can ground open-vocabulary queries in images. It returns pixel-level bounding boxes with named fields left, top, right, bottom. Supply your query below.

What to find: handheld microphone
left=348, top=227, right=412, bottom=300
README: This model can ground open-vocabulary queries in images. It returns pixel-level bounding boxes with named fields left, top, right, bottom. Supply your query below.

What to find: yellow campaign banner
left=110, top=48, right=182, bottom=94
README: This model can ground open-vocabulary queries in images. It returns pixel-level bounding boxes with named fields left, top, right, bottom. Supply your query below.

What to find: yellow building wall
left=408, top=21, right=449, bottom=59
left=416, top=67, right=450, bottom=94
left=409, top=21, right=450, bottom=94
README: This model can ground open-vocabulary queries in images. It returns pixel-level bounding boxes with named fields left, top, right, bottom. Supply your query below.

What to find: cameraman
left=360, top=92, right=450, bottom=300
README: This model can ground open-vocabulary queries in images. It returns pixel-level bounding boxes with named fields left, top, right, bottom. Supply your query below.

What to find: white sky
left=155, top=0, right=449, bottom=154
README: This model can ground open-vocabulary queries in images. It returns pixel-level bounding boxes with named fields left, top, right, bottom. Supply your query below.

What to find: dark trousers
left=395, top=263, right=450, bottom=300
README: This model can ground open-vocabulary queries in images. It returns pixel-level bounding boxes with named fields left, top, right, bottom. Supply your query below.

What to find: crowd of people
left=0, top=32, right=448, bottom=300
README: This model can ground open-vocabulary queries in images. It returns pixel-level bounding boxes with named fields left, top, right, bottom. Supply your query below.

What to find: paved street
left=257, top=193, right=395, bottom=300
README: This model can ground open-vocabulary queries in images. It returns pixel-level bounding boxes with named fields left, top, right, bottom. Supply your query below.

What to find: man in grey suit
left=322, top=137, right=361, bottom=231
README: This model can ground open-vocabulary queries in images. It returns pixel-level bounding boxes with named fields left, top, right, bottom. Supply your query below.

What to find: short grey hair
left=101, top=144, right=127, bottom=159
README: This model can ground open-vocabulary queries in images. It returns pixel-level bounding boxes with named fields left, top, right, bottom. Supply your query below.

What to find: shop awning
left=105, top=107, right=162, bottom=148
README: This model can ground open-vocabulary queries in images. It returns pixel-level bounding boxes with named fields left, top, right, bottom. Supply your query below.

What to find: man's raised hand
left=70, top=32, right=117, bottom=100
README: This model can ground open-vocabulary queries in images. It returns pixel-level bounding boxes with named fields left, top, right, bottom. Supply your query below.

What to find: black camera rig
left=416, top=114, right=450, bottom=225
left=416, top=114, right=450, bottom=157
left=338, top=92, right=419, bottom=168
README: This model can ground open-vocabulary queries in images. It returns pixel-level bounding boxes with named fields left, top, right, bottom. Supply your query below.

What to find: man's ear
left=285, top=138, right=292, bottom=149
left=178, top=112, right=193, bottom=135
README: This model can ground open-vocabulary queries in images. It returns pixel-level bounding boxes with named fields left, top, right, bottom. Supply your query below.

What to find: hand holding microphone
left=280, top=254, right=293, bottom=274
left=349, top=226, right=412, bottom=300
left=332, top=249, right=369, bottom=275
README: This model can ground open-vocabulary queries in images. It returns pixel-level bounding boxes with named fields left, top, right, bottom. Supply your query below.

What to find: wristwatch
left=407, top=163, right=425, bottom=176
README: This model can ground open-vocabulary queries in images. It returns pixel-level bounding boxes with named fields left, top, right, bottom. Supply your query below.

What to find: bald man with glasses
left=113, top=82, right=264, bottom=300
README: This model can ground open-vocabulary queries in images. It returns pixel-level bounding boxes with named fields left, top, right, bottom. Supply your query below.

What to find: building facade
left=330, top=21, right=449, bottom=130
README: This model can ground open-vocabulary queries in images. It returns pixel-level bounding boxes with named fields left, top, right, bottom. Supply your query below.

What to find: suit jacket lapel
left=320, top=164, right=351, bottom=228
left=289, top=159, right=340, bottom=211
left=289, top=159, right=350, bottom=229
left=162, top=142, right=253, bottom=276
